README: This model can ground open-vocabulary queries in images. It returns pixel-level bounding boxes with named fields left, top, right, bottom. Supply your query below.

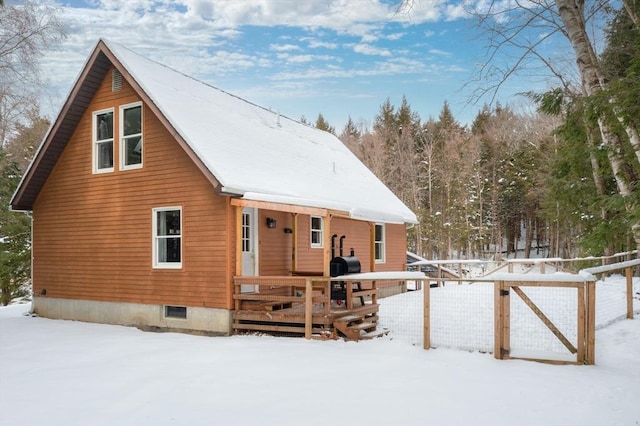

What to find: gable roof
left=11, top=39, right=417, bottom=224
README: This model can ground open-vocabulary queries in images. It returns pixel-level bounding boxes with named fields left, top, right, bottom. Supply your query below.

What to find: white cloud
left=308, top=40, right=338, bottom=49
left=178, top=0, right=448, bottom=32
left=353, top=44, right=391, bottom=57
left=428, top=48, right=452, bottom=56
left=277, top=53, right=336, bottom=64
left=270, top=55, right=429, bottom=81
left=361, top=33, right=379, bottom=43
left=444, top=4, right=469, bottom=21
left=386, top=32, right=405, bottom=40
left=270, top=44, right=301, bottom=52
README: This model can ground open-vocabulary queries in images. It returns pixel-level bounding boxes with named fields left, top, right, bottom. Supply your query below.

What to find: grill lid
left=330, top=255, right=361, bottom=277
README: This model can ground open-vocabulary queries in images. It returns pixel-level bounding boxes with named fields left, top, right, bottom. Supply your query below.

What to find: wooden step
left=360, top=328, right=389, bottom=340
left=333, top=314, right=380, bottom=340
left=348, top=321, right=377, bottom=332
left=334, top=314, right=364, bottom=323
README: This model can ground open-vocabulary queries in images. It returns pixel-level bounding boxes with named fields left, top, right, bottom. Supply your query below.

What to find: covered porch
left=232, top=276, right=383, bottom=340
left=232, top=273, right=428, bottom=340
left=229, top=198, right=422, bottom=340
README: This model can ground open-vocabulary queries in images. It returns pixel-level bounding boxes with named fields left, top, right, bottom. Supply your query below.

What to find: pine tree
left=314, top=113, right=335, bottom=134
left=0, top=109, right=48, bottom=305
left=0, top=154, right=31, bottom=305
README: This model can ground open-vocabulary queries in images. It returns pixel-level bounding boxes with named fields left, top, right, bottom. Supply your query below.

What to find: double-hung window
left=310, top=216, right=323, bottom=248
left=153, top=207, right=182, bottom=269
left=93, top=108, right=114, bottom=173
left=374, top=223, right=385, bottom=263
left=120, top=102, right=143, bottom=169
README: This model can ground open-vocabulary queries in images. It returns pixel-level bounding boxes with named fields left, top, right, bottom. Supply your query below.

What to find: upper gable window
left=92, top=108, right=114, bottom=173
left=120, top=102, right=143, bottom=170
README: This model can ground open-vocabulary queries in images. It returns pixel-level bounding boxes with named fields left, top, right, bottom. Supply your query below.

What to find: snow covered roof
left=12, top=39, right=416, bottom=224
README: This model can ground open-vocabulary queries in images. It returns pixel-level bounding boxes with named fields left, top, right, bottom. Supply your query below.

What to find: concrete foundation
left=33, top=297, right=232, bottom=335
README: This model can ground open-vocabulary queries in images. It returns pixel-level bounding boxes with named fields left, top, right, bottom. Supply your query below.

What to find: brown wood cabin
left=11, top=39, right=419, bottom=340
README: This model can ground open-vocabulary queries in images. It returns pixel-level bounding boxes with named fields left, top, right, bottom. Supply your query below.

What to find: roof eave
left=10, top=42, right=112, bottom=211
left=10, top=39, right=222, bottom=211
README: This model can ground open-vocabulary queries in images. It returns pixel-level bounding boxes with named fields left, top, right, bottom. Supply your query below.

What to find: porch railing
left=233, top=276, right=331, bottom=338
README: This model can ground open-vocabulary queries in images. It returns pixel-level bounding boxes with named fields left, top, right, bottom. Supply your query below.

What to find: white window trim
left=310, top=216, right=324, bottom=248
left=152, top=206, right=183, bottom=269
left=375, top=223, right=386, bottom=264
left=119, top=101, right=143, bottom=171
left=92, top=107, right=114, bottom=174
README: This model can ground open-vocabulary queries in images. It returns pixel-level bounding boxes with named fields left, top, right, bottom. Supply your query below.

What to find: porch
left=232, top=272, right=429, bottom=340
left=233, top=275, right=387, bottom=340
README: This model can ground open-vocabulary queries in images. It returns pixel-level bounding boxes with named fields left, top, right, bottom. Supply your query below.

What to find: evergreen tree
left=314, top=113, right=335, bottom=134
left=0, top=108, right=48, bottom=304
left=0, top=153, right=31, bottom=305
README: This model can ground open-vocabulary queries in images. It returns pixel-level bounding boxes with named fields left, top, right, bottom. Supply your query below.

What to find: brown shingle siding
left=32, top=66, right=231, bottom=309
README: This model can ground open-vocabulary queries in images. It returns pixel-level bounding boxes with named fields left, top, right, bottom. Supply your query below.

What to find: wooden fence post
left=423, top=279, right=430, bottom=350
left=585, top=280, right=596, bottom=365
left=626, top=267, right=634, bottom=319
left=577, top=284, right=585, bottom=363
left=494, top=281, right=505, bottom=359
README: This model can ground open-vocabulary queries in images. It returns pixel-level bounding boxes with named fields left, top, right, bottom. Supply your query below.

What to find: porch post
left=369, top=222, right=376, bottom=272
left=235, top=206, right=243, bottom=277
left=292, top=213, right=298, bottom=272
left=234, top=206, right=243, bottom=311
left=322, top=214, right=332, bottom=276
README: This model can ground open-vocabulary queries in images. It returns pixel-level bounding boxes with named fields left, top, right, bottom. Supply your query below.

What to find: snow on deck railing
left=580, top=258, right=640, bottom=275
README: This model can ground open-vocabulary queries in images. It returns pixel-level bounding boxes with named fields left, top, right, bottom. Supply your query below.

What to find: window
left=120, top=102, right=143, bottom=169
left=153, top=207, right=182, bottom=268
left=164, top=306, right=187, bottom=319
left=375, top=223, right=385, bottom=263
left=242, top=212, right=251, bottom=253
left=93, top=108, right=114, bottom=173
left=310, top=216, right=323, bottom=248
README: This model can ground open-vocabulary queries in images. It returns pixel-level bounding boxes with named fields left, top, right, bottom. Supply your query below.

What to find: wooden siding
left=257, top=210, right=293, bottom=276
left=32, top=66, right=232, bottom=309
left=294, top=215, right=407, bottom=276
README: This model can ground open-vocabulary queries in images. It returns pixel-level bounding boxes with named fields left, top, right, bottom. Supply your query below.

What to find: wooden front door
left=241, top=207, right=258, bottom=293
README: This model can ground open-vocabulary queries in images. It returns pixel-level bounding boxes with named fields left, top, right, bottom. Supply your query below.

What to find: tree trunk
left=556, top=1, right=637, bottom=256
left=555, top=0, right=632, bottom=197
left=524, top=217, right=533, bottom=258
left=622, top=0, right=640, bottom=27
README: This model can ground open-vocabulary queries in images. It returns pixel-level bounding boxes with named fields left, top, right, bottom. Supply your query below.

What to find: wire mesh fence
left=595, top=275, right=639, bottom=328
left=377, top=273, right=639, bottom=358
left=508, top=285, right=579, bottom=360
left=378, top=281, right=495, bottom=352
left=378, top=287, right=424, bottom=346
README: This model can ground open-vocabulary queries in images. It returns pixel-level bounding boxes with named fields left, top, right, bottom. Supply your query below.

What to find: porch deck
left=233, top=272, right=429, bottom=340
left=233, top=276, right=385, bottom=340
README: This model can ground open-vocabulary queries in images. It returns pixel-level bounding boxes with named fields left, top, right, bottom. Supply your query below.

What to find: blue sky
left=36, top=0, right=576, bottom=131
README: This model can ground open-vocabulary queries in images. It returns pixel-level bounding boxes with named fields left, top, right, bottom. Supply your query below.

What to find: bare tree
left=0, top=0, right=66, bottom=147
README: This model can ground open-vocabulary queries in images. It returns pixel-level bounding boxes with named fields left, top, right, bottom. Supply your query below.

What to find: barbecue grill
left=329, top=234, right=362, bottom=304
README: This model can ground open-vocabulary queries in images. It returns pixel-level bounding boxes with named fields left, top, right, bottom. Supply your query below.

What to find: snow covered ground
left=1, top=275, right=639, bottom=426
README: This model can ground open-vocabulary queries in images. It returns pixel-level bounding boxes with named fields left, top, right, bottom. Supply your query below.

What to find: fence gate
left=494, top=279, right=596, bottom=365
